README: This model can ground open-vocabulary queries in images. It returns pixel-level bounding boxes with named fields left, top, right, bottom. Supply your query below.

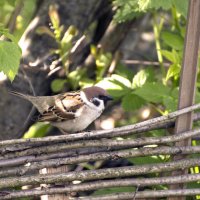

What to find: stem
left=153, top=13, right=165, bottom=80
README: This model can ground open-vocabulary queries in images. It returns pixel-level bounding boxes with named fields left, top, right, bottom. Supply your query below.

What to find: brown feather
left=38, top=93, right=84, bottom=122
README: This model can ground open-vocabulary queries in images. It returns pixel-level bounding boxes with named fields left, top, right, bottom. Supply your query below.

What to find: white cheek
left=80, top=91, right=105, bottom=111
left=98, top=100, right=105, bottom=112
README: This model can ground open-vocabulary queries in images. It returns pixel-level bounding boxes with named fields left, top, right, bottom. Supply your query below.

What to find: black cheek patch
left=92, top=99, right=101, bottom=107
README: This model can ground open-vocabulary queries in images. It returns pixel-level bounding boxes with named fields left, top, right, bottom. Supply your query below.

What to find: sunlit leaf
left=61, top=26, right=78, bottom=45
left=97, top=74, right=132, bottom=98
left=0, top=41, right=21, bottom=81
left=161, top=31, right=184, bottom=50
left=51, top=79, right=66, bottom=92
left=111, top=74, right=132, bottom=88
left=165, top=63, right=181, bottom=81
left=134, top=82, right=170, bottom=103
left=132, top=69, right=148, bottom=88
left=138, top=0, right=172, bottom=11
left=68, top=68, right=86, bottom=89
left=23, top=122, right=51, bottom=138
left=172, top=0, right=188, bottom=18
left=0, top=25, right=18, bottom=44
left=36, top=26, right=54, bottom=38
left=49, top=4, right=60, bottom=29
left=161, top=50, right=180, bottom=64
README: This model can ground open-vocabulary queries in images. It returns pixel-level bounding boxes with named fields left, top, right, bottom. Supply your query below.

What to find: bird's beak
left=106, top=95, right=113, bottom=101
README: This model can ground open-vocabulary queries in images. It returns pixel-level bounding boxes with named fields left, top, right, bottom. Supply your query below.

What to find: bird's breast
left=51, top=104, right=103, bottom=133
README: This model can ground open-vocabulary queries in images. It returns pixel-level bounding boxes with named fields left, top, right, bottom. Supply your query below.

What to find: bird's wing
left=38, top=93, right=84, bottom=122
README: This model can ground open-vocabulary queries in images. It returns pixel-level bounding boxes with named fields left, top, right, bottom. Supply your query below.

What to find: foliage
left=0, top=0, right=36, bottom=81
left=113, top=0, right=188, bottom=22
left=0, top=25, right=21, bottom=81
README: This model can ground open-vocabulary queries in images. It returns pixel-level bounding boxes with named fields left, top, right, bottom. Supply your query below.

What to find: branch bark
left=0, top=157, right=200, bottom=189
left=1, top=128, right=200, bottom=161
left=63, top=189, right=200, bottom=200
left=1, top=174, right=200, bottom=199
left=1, top=145, right=200, bottom=177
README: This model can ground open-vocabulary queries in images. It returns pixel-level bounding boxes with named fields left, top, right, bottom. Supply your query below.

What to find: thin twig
left=0, top=147, right=108, bottom=168
left=1, top=174, right=200, bottom=199
left=66, top=189, right=200, bottom=199
left=1, top=128, right=200, bottom=160
left=1, top=145, right=200, bottom=177
left=122, top=59, right=170, bottom=67
left=0, top=157, right=200, bottom=189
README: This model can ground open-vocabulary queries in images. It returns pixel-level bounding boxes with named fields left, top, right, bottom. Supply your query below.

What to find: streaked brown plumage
left=10, top=86, right=112, bottom=133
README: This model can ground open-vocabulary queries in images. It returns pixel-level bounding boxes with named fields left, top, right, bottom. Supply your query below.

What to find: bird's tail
left=9, top=91, right=54, bottom=113
left=9, top=91, right=34, bottom=101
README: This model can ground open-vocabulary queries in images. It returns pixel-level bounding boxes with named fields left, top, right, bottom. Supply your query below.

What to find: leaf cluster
left=113, top=0, right=188, bottom=22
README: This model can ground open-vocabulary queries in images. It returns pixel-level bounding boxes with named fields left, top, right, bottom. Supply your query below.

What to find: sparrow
left=10, top=86, right=112, bottom=133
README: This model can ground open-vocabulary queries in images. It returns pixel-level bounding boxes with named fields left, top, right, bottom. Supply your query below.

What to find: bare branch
left=1, top=145, right=200, bottom=177
left=0, top=157, right=200, bottom=189
left=67, top=189, right=200, bottom=199
left=122, top=59, right=170, bottom=67
left=1, top=174, right=200, bottom=199
left=1, top=128, right=200, bottom=160
left=0, top=147, right=107, bottom=168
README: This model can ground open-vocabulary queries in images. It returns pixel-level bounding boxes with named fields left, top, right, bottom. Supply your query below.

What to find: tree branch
left=1, top=128, right=200, bottom=160
left=66, top=189, right=200, bottom=200
left=1, top=174, right=200, bottom=199
left=1, top=145, right=200, bottom=177
left=0, top=157, right=200, bottom=189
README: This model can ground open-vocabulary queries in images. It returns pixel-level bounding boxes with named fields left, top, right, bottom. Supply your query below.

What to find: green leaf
left=128, top=155, right=163, bottom=165
left=161, top=50, right=180, bottom=63
left=68, top=68, right=86, bottom=90
left=132, top=69, right=148, bottom=88
left=0, top=41, right=21, bottom=81
left=0, top=25, right=18, bottom=44
left=49, top=4, right=60, bottom=29
left=138, top=0, right=172, bottom=11
left=161, top=31, right=184, bottom=50
left=163, top=88, right=178, bottom=111
left=23, top=122, right=51, bottom=138
left=115, top=63, right=135, bottom=82
left=195, top=91, right=200, bottom=104
left=93, top=187, right=135, bottom=196
left=163, top=96, right=177, bottom=112
left=97, top=74, right=132, bottom=98
left=165, top=63, right=181, bottom=81
left=122, top=93, right=146, bottom=111
left=51, top=79, right=66, bottom=92
left=172, top=0, right=188, bottom=18
left=79, top=78, right=95, bottom=88
left=113, top=0, right=141, bottom=22
left=134, top=82, right=170, bottom=103
left=6, top=0, right=16, bottom=7
left=111, top=74, right=132, bottom=88
left=171, top=87, right=179, bottom=99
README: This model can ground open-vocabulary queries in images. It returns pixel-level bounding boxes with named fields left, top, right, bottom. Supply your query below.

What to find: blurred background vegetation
left=1, top=0, right=200, bottom=198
